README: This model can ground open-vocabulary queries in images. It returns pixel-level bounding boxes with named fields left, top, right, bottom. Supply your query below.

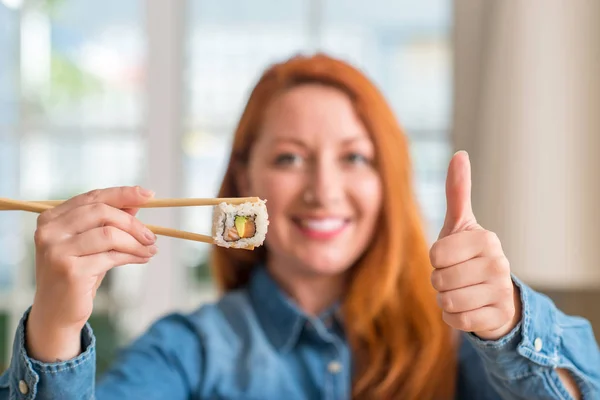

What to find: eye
left=343, top=152, right=371, bottom=165
left=274, top=152, right=304, bottom=167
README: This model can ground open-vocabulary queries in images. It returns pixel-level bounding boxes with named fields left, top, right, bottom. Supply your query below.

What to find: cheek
left=248, top=169, right=303, bottom=214
left=350, top=172, right=383, bottom=223
left=249, top=171, right=304, bottom=251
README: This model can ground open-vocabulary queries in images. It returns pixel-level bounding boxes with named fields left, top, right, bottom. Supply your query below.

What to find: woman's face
left=243, top=84, right=382, bottom=277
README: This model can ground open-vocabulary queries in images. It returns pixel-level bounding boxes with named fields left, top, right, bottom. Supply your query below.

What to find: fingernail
left=143, top=228, right=156, bottom=242
left=137, top=186, right=155, bottom=197
left=454, top=150, right=469, bottom=159
left=148, top=245, right=158, bottom=255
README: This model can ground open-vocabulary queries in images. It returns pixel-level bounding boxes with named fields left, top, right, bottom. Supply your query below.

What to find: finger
left=431, top=256, right=510, bottom=292
left=122, top=208, right=140, bottom=216
left=51, top=203, right=156, bottom=245
left=439, top=151, right=478, bottom=238
left=443, top=306, right=514, bottom=333
left=39, top=186, right=154, bottom=224
left=64, top=226, right=157, bottom=258
left=83, top=252, right=152, bottom=276
left=437, top=284, right=498, bottom=313
left=430, top=230, right=503, bottom=268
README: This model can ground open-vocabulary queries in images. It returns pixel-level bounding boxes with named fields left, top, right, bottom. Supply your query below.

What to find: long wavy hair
left=210, top=54, right=456, bottom=399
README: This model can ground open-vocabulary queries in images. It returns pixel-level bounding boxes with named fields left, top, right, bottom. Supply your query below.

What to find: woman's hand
left=27, top=186, right=158, bottom=362
left=429, top=152, right=521, bottom=340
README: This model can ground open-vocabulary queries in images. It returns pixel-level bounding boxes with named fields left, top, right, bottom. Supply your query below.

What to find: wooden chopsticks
left=0, top=197, right=260, bottom=210
left=0, top=198, right=53, bottom=213
left=0, top=197, right=259, bottom=245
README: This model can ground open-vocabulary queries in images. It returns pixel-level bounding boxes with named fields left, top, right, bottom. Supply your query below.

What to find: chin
left=295, top=251, right=354, bottom=277
left=266, top=224, right=366, bottom=277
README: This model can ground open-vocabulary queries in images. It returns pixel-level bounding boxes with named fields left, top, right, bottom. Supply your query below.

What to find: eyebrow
left=268, top=135, right=370, bottom=147
left=340, top=136, right=371, bottom=145
left=268, top=137, right=308, bottom=147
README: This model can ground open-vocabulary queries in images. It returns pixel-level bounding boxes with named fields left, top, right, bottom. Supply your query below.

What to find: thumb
left=439, top=151, right=478, bottom=238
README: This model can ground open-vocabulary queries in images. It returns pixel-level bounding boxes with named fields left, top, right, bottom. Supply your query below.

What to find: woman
left=1, top=54, right=598, bottom=399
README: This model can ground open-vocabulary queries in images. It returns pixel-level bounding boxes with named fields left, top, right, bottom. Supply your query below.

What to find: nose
left=304, top=155, right=344, bottom=206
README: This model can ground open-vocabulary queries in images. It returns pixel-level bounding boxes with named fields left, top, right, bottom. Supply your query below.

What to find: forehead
left=259, top=84, right=370, bottom=142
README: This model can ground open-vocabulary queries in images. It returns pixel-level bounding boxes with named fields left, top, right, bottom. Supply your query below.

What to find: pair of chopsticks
left=0, top=197, right=260, bottom=245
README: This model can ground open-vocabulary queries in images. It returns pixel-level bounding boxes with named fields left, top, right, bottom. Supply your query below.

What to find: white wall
left=453, top=0, right=600, bottom=289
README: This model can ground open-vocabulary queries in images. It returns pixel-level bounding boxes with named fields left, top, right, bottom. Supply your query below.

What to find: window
left=182, top=0, right=452, bottom=290
left=181, top=0, right=311, bottom=288
left=0, top=0, right=145, bottom=374
left=1, top=0, right=452, bottom=372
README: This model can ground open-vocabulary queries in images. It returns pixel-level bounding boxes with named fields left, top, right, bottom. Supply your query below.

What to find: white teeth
left=299, top=218, right=345, bottom=232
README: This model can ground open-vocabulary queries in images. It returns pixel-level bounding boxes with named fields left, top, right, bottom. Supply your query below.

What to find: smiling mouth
left=292, top=217, right=351, bottom=239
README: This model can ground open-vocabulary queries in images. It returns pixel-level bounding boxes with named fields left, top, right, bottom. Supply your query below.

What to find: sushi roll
left=212, top=200, right=269, bottom=249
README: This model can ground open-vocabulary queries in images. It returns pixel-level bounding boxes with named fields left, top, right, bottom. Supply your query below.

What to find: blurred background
left=0, top=0, right=598, bottom=374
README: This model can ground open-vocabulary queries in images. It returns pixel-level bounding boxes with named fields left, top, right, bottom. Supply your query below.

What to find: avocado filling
left=235, top=216, right=247, bottom=238
left=223, top=215, right=257, bottom=242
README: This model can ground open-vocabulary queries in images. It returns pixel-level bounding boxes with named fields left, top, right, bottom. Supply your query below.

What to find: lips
left=292, top=217, right=350, bottom=239
left=298, top=218, right=346, bottom=231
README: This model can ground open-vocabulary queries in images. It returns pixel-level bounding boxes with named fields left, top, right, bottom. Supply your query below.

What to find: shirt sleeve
left=465, top=275, right=600, bottom=399
left=0, top=310, right=204, bottom=400
left=0, top=308, right=96, bottom=400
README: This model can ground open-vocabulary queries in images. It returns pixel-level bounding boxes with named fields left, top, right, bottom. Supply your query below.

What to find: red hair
left=211, top=54, right=456, bottom=399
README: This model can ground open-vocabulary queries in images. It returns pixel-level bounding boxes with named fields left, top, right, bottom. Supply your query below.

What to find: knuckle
left=85, top=189, right=102, bottom=203
left=34, top=226, right=49, bottom=247
left=457, top=312, right=472, bottom=331
left=91, top=203, right=110, bottom=220
left=439, top=292, right=454, bottom=312
left=483, top=230, right=499, bottom=248
left=431, top=270, right=444, bottom=291
left=106, top=249, right=120, bottom=261
left=490, top=257, right=510, bottom=276
left=120, top=186, right=135, bottom=199
left=127, top=213, right=139, bottom=232
left=429, top=243, right=441, bottom=266
left=483, top=231, right=504, bottom=255
left=100, top=225, right=115, bottom=242
left=36, top=210, right=51, bottom=226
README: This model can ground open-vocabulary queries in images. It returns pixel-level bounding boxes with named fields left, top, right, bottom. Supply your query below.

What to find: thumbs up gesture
left=430, top=151, right=521, bottom=340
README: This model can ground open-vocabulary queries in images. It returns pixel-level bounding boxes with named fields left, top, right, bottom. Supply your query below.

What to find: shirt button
left=534, top=337, right=543, bottom=352
left=328, top=361, right=342, bottom=374
left=18, top=380, right=29, bottom=394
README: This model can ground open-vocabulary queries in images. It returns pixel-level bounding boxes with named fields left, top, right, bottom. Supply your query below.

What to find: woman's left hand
left=429, top=151, right=521, bottom=341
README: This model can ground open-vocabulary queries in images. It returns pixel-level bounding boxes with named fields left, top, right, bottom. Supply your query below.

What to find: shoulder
left=137, top=289, right=252, bottom=340
left=152, top=288, right=259, bottom=350
left=193, top=288, right=256, bottom=329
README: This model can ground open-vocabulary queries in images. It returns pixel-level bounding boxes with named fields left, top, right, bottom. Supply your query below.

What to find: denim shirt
left=1, top=267, right=599, bottom=399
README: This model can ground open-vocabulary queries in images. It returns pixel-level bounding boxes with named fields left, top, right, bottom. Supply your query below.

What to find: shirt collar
left=248, top=265, right=344, bottom=352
